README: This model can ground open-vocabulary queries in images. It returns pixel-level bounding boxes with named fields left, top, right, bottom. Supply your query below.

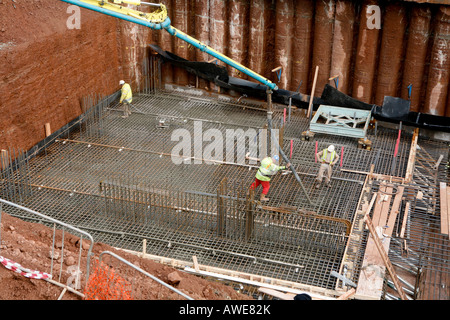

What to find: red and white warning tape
left=0, top=255, right=51, bottom=280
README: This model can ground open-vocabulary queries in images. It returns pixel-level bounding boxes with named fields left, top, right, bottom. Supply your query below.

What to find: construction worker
left=315, top=145, right=339, bottom=188
left=250, top=155, right=291, bottom=201
left=119, top=80, right=133, bottom=118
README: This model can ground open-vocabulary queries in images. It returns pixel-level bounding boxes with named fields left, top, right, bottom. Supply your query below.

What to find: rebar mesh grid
left=1, top=89, right=448, bottom=296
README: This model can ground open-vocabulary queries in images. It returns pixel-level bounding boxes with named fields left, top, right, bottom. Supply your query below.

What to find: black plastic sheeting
left=322, top=84, right=450, bottom=133
left=380, top=96, right=411, bottom=118
left=320, top=84, right=373, bottom=111
left=153, top=46, right=230, bottom=84
left=150, top=44, right=324, bottom=109
left=150, top=44, right=450, bottom=133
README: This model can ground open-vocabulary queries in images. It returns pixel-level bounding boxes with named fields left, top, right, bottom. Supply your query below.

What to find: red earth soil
left=0, top=211, right=253, bottom=300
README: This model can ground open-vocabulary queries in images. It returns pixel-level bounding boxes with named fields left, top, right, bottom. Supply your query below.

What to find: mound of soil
left=0, top=211, right=253, bottom=300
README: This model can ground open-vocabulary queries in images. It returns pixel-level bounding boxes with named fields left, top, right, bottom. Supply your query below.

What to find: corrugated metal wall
left=154, top=0, right=450, bottom=116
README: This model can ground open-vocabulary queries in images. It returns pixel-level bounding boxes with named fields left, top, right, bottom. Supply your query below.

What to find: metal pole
left=266, top=90, right=314, bottom=206
left=0, top=198, right=94, bottom=283
left=288, top=97, right=292, bottom=122
left=99, top=250, right=194, bottom=300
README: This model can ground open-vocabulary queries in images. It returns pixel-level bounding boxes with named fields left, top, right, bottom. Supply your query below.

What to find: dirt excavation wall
left=152, top=0, right=450, bottom=116
left=0, top=0, right=152, bottom=153
left=1, top=0, right=449, bottom=154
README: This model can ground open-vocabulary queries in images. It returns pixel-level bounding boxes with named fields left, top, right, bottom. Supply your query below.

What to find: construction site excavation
left=1, top=0, right=449, bottom=302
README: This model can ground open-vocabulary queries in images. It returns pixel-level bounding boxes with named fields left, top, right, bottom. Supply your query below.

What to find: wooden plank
left=364, top=215, right=408, bottom=300
left=372, top=185, right=392, bottom=227
left=45, top=122, right=51, bottom=137
left=385, top=186, right=404, bottom=237
left=433, top=154, right=444, bottom=170
left=141, top=239, right=147, bottom=257
left=405, top=128, right=419, bottom=183
left=356, top=187, right=406, bottom=300
left=440, top=182, right=449, bottom=236
left=337, top=288, right=356, bottom=300
left=378, top=186, right=393, bottom=227
left=399, top=201, right=410, bottom=238
left=0, top=149, right=8, bottom=170
left=355, top=265, right=386, bottom=300
left=356, top=194, right=384, bottom=300
left=192, top=255, right=200, bottom=272
left=370, top=185, right=393, bottom=258
left=258, top=288, right=296, bottom=300
left=339, top=168, right=405, bottom=183
left=258, top=287, right=355, bottom=300
left=365, top=188, right=389, bottom=265
left=447, top=186, right=450, bottom=239
left=371, top=191, right=383, bottom=228
left=376, top=186, right=403, bottom=265
left=271, top=66, right=282, bottom=72
left=307, top=66, right=319, bottom=119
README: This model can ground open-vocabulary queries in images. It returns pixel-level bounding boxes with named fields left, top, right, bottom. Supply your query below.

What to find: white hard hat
left=328, top=145, right=335, bottom=152
left=119, top=80, right=125, bottom=85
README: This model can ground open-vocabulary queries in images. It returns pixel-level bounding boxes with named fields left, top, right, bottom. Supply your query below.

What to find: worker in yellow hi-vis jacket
left=119, top=80, right=133, bottom=118
left=315, top=145, right=339, bottom=188
left=250, top=155, right=291, bottom=201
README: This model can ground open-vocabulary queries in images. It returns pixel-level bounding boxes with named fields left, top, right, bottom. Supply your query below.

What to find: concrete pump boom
left=60, top=0, right=278, bottom=90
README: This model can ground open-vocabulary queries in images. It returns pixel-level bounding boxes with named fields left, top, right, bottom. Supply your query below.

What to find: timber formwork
left=1, top=89, right=448, bottom=299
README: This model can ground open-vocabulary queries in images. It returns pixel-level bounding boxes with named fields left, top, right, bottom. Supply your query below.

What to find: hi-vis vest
left=321, top=149, right=336, bottom=164
left=120, top=83, right=133, bottom=103
left=255, top=157, right=285, bottom=182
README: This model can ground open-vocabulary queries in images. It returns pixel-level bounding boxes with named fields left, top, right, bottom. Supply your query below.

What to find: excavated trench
left=2, top=1, right=450, bottom=156
left=1, top=0, right=449, bottom=299
left=2, top=86, right=447, bottom=297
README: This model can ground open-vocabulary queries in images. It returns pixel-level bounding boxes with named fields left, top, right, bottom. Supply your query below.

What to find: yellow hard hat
left=261, top=157, right=273, bottom=168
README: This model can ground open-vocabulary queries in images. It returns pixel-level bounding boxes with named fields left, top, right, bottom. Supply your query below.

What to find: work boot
left=260, top=195, right=269, bottom=201
left=326, top=182, right=331, bottom=188
left=315, top=182, right=321, bottom=189
left=121, top=113, right=128, bottom=118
